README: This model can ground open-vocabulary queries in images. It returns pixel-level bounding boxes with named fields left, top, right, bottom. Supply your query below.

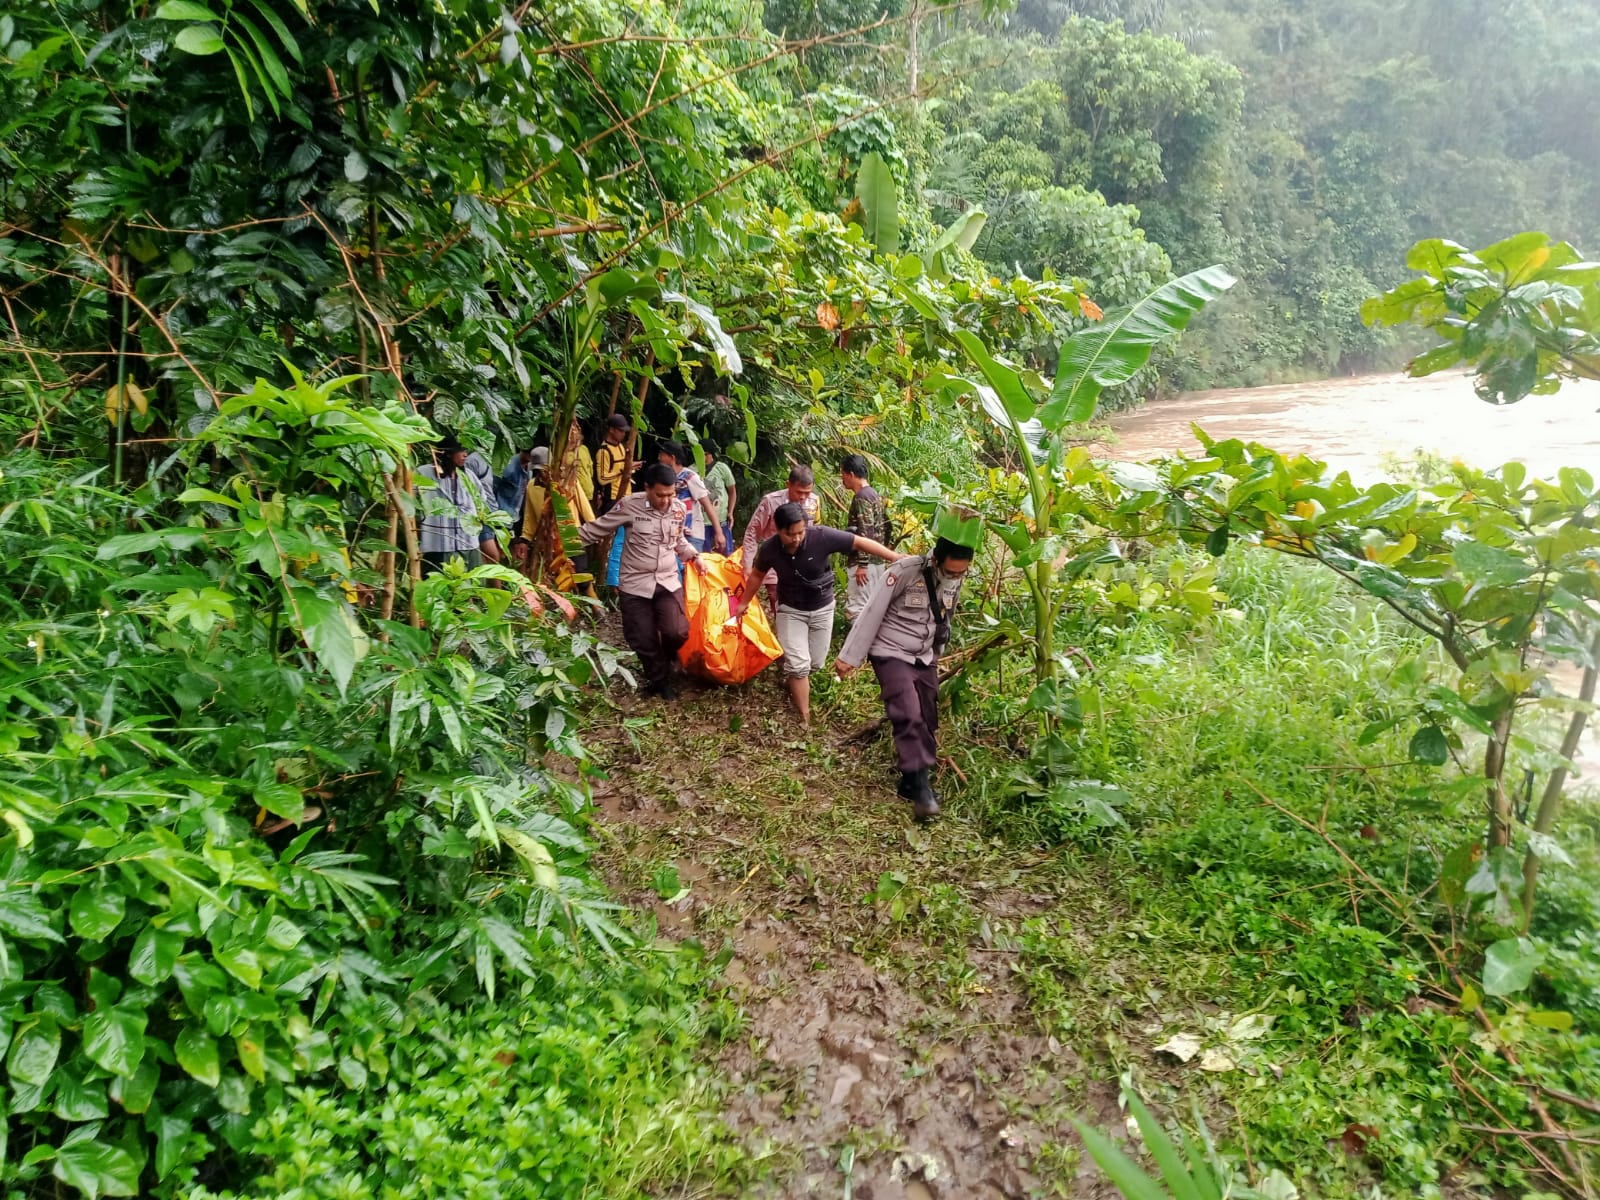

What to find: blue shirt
left=495, top=456, right=533, bottom=514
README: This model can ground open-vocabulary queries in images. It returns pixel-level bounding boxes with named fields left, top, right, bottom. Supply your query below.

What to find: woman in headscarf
left=519, top=426, right=598, bottom=594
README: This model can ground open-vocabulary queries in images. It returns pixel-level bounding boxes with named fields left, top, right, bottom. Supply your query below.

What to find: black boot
left=913, top=771, right=941, bottom=822
left=897, top=769, right=922, bottom=802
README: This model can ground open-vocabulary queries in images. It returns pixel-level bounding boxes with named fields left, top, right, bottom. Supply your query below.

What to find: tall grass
left=950, top=549, right=1599, bottom=1197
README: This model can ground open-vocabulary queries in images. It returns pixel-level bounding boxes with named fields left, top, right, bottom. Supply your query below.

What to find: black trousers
left=871, top=655, right=939, bottom=772
left=619, top=585, right=689, bottom=691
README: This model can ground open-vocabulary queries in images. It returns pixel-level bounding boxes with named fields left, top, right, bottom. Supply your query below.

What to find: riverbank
left=585, top=552, right=1599, bottom=1199
left=1102, top=371, right=1600, bottom=779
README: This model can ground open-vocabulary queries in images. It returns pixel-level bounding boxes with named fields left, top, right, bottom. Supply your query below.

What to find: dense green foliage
left=789, top=0, right=1600, bottom=392
left=190, top=951, right=742, bottom=1199
left=1024, top=551, right=1600, bottom=1195
left=914, top=545, right=1600, bottom=1196
left=0, top=373, right=671, bottom=1193
left=4, top=0, right=1598, bottom=1194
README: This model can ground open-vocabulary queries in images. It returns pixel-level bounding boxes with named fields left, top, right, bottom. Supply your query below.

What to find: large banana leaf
left=922, top=208, right=986, bottom=279
left=952, top=329, right=1036, bottom=422
left=1042, top=265, right=1236, bottom=427
left=856, top=151, right=900, bottom=255
left=661, top=289, right=743, bottom=375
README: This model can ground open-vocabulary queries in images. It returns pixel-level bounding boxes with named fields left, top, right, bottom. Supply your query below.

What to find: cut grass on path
left=584, top=673, right=1225, bottom=1200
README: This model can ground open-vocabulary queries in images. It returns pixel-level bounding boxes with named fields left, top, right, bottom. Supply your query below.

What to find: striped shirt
left=416, top=465, right=485, bottom=555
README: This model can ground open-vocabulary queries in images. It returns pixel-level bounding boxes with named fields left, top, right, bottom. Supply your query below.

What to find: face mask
left=934, top=567, right=964, bottom=587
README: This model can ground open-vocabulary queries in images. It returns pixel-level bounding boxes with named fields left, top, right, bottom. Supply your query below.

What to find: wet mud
left=584, top=652, right=1124, bottom=1199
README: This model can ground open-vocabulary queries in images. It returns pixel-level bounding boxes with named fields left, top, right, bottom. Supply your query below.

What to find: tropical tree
left=1170, top=435, right=1600, bottom=922
left=1360, top=230, right=1600, bottom=921
left=1362, top=232, right=1600, bottom=402
left=929, top=265, right=1236, bottom=694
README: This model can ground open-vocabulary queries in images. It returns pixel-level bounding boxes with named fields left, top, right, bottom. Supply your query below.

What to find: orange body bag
left=678, top=551, right=782, bottom=684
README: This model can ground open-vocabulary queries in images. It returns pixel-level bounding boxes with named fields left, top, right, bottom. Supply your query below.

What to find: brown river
left=1102, top=370, right=1600, bottom=777
left=1099, top=370, right=1600, bottom=481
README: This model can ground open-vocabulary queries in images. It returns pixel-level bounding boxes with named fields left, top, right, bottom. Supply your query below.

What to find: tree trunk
left=108, top=249, right=132, bottom=486
left=907, top=0, right=921, bottom=100
left=1034, top=559, right=1054, bottom=685
left=1521, top=630, right=1600, bottom=926
left=383, top=466, right=423, bottom=627
left=1484, top=707, right=1516, bottom=848
left=378, top=499, right=399, bottom=623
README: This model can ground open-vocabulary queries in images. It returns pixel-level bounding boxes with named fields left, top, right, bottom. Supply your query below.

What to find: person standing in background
left=658, top=440, right=727, bottom=554
left=514, top=447, right=553, bottom=539
left=594, top=414, right=632, bottom=515
left=496, top=447, right=536, bottom=516
left=519, top=445, right=595, bottom=591
left=741, top=465, right=820, bottom=609
left=465, top=449, right=503, bottom=564
left=594, top=414, right=633, bottom=595
left=568, top=417, right=595, bottom=511
left=703, top=446, right=737, bottom=559
left=840, top=454, right=886, bottom=621
left=416, top=438, right=485, bottom=575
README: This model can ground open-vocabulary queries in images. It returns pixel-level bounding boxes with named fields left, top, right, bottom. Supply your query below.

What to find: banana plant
left=541, top=268, right=742, bottom=489
left=936, top=266, right=1236, bottom=690
left=855, top=151, right=901, bottom=255
left=853, top=151, right=986, bottom=277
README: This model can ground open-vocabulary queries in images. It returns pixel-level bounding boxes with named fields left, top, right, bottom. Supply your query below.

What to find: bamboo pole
left=383, top=466, right=423, bottom=627
left=378, top=499, right=400, bottom=623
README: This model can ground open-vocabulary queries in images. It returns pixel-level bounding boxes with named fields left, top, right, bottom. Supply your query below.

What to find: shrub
left=189, top=951, right=745, bottom=1200
left=0, top=377, right=628, bottom=1195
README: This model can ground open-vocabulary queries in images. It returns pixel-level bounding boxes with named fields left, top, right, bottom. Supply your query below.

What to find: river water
left=1099, top=371, right=1600, bottom=481
left=1101, top=370, right=1600, bottom=776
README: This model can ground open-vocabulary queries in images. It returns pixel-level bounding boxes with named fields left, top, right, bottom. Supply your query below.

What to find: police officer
left=579, top=462, right=706, bottom=699
left=834, top=537, right=975, bottom=821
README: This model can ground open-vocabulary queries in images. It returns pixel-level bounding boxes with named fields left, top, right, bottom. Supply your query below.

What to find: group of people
left=416, top=423, right=974, bottom=822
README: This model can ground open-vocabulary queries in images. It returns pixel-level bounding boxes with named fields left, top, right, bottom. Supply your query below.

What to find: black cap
left=606, top=413, right=630, bottom=430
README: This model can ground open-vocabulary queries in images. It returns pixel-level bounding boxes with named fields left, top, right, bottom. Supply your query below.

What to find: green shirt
left=704, top=459, right=735, bottom=523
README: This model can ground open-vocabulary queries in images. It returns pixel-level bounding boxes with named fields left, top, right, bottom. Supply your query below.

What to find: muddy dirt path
left=586, top=670, right=1126, bottom=1200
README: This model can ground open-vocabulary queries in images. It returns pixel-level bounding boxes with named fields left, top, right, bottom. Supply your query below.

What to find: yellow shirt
left=595, top=440, right=628, bottom=502
left=575, top=445, right=595, bottom=504
left=520, top=477, right=595, bottom=540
